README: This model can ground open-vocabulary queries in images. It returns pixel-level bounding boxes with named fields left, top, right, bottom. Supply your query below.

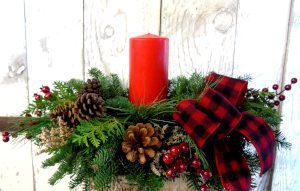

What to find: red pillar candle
left=129, top=33, right=169, bottom=105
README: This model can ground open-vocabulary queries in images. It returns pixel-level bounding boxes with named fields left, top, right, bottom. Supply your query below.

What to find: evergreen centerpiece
left=5, top=67, right=296, bottom=191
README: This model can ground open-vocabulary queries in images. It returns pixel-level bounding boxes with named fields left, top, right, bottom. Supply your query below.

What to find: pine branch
left=22, top=79, right=83, bottom=116
left=140, top=173, right=164, bottom=191
left=183, top=172, right=202, bottom=191
left=168, top=73, right=206, bottom=100
left=49, top=161, right=74, bottom=185
left=42, top=145, right=70, bottom=168
left=69, top=157, right=92, bottom=190
left=88, top=68, right=128, bottom=100
left=274, top=129, right=292, bottom=149
left=91, top=145, right=119, bottom=190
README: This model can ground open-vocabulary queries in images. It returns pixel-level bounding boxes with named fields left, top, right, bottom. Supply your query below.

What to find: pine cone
left=122, top=123, right=162, bottom=164
left=74, top=93, right=105, bottom=120
left=49, top=102, right=80, bottom=128
left=79, top=78, right=101, bottom=95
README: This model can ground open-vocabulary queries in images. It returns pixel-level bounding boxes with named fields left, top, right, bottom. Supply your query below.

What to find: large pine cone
left=74, top=93, right=105, bottom=120
left=79, top=78, right=101, bottom=95
left=49, top=102, right=80, bottom=128
left=122, top=123, right=162, bottom=164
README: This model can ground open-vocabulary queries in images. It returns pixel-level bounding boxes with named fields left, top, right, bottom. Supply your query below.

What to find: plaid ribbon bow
left=173, top=73, right=276, bottom=191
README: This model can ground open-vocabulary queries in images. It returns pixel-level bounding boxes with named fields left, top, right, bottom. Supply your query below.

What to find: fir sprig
left=22, top=79, right=83, bottom=116
left=92, top=145, right=119, bottom=190
left=168, top=72, right=206, bottom=100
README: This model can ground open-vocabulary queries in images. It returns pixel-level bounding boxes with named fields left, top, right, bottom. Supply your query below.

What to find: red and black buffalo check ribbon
left=173, top=73, right=276, bottom=191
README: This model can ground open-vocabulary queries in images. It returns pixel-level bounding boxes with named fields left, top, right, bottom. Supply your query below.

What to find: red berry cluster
left=34, top=85, right=52, bottom=116
left=2, top=131, right=10, bottom=143
left=34, top=85, right=52, bottom=101
left=162, top=142, right=212, bottom=190
left=265, top=77, right=297, bottom=107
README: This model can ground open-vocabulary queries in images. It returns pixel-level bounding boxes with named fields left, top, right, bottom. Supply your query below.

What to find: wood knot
left=213, top=9, right=233, bottom=33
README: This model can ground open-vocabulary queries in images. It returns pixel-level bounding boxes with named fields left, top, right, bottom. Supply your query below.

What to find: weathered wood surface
left=84, top=0, right=161, bottom=83
left=0, top=0, right=28, bottom=116
left=233, top=0, right=291, bottom=88
left=24, top=0, right=84, bottom=190
left=0, top=140, right=34, bottom=191
left=0, top=0, right=33, bottom=190
left=0, top=117, right=23, bottom=131
left=161, top=0, right=238, bottom=78
left=232, top=1, right=292, bottom=190
left=271, top=0, right=300, bottom=190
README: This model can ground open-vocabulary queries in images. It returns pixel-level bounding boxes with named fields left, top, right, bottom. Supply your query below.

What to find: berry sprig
left=31, top=85, right=53, bottom=117
left=2, top=131, right=10, bottom=143
left=40, top=85, right=52, bottom=100
left=265, top=77, right=297, bottom=107
left=162, top=142, right=212, bottom=190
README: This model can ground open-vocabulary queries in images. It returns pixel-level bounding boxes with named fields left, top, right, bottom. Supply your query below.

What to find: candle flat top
left=131, top=33, right=168, bottom=39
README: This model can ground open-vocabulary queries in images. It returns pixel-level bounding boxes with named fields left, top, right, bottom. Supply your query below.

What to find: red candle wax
left=129, top=33, right=169, bottom=105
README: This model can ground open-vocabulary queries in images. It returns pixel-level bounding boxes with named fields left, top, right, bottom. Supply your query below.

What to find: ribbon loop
left=173, top=99, right=220, bottom=148
left=205, top=72, right=248, bottom=106
left=198, top=88, right=242, bottom=139
left=173, top=73, right=276, bottom=191
left=236, top=112, right=276, bottom=175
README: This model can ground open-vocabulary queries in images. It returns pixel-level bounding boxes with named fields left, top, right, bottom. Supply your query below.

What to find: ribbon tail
left=236, top=112, right=276, bottom=175
left=214, top=142, right=251, bottom=191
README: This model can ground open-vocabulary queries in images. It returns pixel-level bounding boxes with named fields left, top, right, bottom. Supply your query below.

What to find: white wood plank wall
left=0, top=0, right=299, bottom=190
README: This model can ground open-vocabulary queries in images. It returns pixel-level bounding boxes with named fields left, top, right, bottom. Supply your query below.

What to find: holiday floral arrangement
left=4, top=67, right=296, bottom=191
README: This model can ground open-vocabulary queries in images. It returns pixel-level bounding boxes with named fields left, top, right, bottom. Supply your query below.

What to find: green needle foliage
left=12, top=68, right=292, bottom=191
left=168, top=72, right=206, bottom=100
left=125, top=163, right=164, bottom=191
left=72, top=118, right=124, bottom=148
left=92, top=145, right=119, bottom=190
left=23, top=79, right=83, bottom=116
left=88, top=68, right=127, bottom=99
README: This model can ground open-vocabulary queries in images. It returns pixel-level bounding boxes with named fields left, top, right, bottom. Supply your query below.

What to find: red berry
left=35, top=110, right=42, bottom=117
left=179, top=142, right=189, bottom=153
left=175, top=159, right=183, bottom=166
left=170, top=145, right=181, bottom=157
left=182, top=156, right=190, bottom=164
left=191, top=159, right=201, bottom=169
left=285, top=84, right=292, bottom=91
left=195, top=168, right=202, bottom=176
left=272, top=84, right=279, bottom=90
left=274, top=100, right=280, bottom=106
left=200, top=184, right=209, bottom=191
left=179, top=163, right=188, bottom=173
left=40, top=85, right=50, bottom=93
left=279, top=94, right=285, bottom=101
left=163, top=153, right=174, bottom=165
left=2, top=131, right=9, bottom=137
left=3, top=136, right=9, bottom=143
left=34, top=94, right=41, bottom=101
left=291, top=78, right=298, bottom=84
left=44, top=92, right=52, bottom=99
left=165, top=168, right=175, bottom=178
left=172, top=164, right=180, bottom=173
left=268, top=94, right=275, bottom=99
left=202, top=169, right=212, bottom=180
left=193, top=152, right=199, bottom=159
